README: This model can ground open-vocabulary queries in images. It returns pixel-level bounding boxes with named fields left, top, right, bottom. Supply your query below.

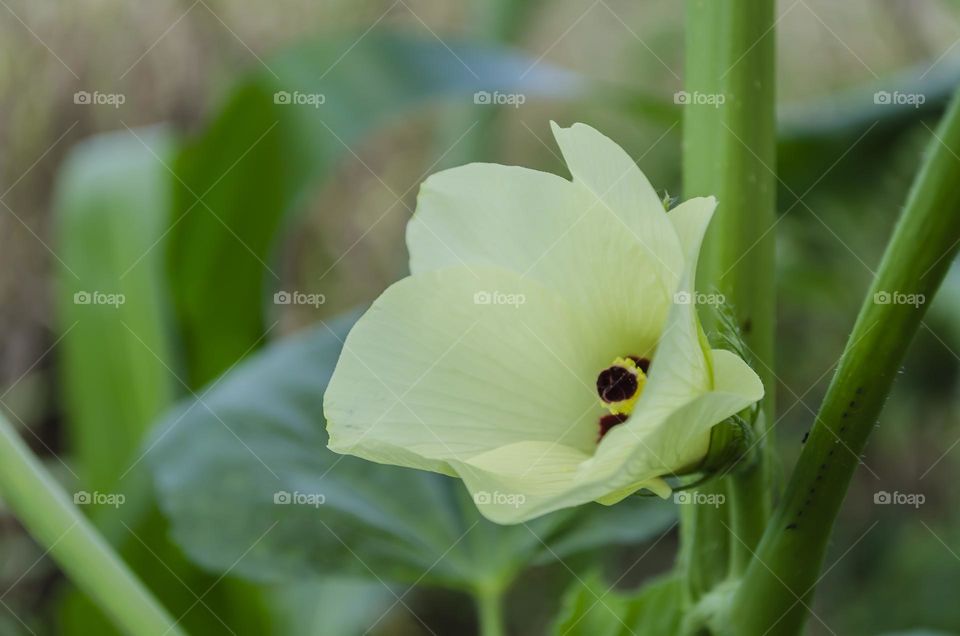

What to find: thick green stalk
left=679, top=0, right=727, bottom=600
left=677, top=480, right=731, bottom=601
left=474, top=586, right=505, bottom=636
left=726, top=88, right=960, bottom=635
left=0, top=413, right=185, bottom=636
left=681, top=0, right=777, bottom=585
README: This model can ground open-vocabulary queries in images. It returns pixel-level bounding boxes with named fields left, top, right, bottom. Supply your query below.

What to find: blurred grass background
left=3, top=0, right=960, bottom=634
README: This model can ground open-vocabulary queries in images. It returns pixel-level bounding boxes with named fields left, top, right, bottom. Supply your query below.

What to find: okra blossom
left=324, top=122, right=763, bottom=524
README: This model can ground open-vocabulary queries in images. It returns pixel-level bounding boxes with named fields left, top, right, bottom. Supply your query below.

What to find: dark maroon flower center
left=595, top=356, right=651, bottom=442
left=598, top=413, right=629, bottom=441
left=596, top=366, right=638, bottom=403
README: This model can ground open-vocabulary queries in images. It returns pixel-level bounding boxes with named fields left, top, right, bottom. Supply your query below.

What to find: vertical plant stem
left=679, top=1, right=731, bottom=599
left=0, top=413, right=185, bottom=636
left=474, top=586, right=505, bottom=636
left=726, top=88, right=960, bottom=635
left=681, top=0, right=777, bottom=584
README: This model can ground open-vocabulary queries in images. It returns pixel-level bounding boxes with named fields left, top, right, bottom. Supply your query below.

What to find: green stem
left=0, top=413, right=185, bottom=636
left=677, top=479, right=731, bottom=601
left=725, top=461, right=769, bottom=573
left=726, top=86, right=960, bottom=636
left=474, top=586, right=505, bottom=636
left=681, top=0, right=777, bottom=584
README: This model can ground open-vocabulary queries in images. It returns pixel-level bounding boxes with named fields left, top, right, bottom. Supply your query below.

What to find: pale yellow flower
left=324, top=122, right=763, bottom=524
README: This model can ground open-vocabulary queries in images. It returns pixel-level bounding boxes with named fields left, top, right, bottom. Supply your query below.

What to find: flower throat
left=595, top=356, right=649, bottom=441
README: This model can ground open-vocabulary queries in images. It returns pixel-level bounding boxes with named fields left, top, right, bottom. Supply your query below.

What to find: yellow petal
left=324, top=266, right=601, bottom=473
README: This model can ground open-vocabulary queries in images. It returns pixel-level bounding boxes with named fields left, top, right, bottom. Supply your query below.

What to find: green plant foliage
left=552, top=572, right=683, bottom=636
left=167, top=33, right=585, bottom=387
left=148, top=311, right=675, bottom=591
left=267, top=578, right=394, bottom=636
left=52, top=127, right=273, bottom=636
left=54, top=126, right=177, bottom=493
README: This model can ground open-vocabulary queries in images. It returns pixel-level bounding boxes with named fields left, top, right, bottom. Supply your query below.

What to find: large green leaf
left=54, top=127, right=177, bottom=493
left=148, top=311, right=674, bottom=592
left=167, top=32, right=586, bottom=387
left=552, top=572, right=684, bottom=636
left=267, top=578, right=394, bottom=636
left=52, top=128, right=273, bottom=636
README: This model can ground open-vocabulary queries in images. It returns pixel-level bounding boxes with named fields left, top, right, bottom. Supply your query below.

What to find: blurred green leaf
left=52, top=128, right=274, bottom=636
left=552, top=572, right=683, bottom=636
left=148, top=310, right=674, bottom=592
left=167, top=32, right=584, bottom=387
left=877, top=633, right=959, bottom=636
left=878, top=632, right=959, bottom=636
left=531, top=503, right=676, bottom=567
left=267, top=577, right=395, bottom=636
left=54, top=126, right=177, bottom=494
